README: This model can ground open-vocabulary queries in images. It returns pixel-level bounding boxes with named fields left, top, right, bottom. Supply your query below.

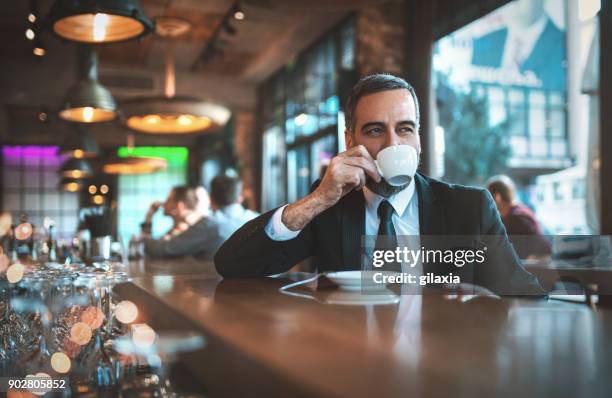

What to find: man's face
left=345, top=89, right=420, bottom=159
left=163, top=191, right=180, bottom=218
left=345, top=89, right=421, bottom=196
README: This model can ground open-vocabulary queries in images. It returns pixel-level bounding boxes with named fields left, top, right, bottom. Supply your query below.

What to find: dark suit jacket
left=214, top=173, right=544, bottom=295
left=144, top=217, right=224, bottom=261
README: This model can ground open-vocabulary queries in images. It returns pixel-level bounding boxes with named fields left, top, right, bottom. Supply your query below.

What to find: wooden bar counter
left=114, top=260, right=612, bottom=398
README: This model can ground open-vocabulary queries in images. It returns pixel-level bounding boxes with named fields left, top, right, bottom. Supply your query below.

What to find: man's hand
left=145, top=201, right=163, bottom=223
left=281, top=145, right=381, bottom=231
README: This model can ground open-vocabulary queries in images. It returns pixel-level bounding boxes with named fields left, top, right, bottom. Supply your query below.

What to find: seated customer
left=486, top=175, right=551, bottom=259
left=210, top=175, right=259, bottom=239
left=215, top=73, right=543, bottom=295
left=141, top=186, right=223, bottom=260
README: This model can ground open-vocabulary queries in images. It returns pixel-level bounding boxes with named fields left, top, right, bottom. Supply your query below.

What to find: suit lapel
left=415, top=173, right=446, bottom=235
left=341, top=189, right=365, bottom=270
left=416, top=173, right=448, bottom=275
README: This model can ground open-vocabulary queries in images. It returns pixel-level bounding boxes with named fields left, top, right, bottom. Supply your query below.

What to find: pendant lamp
left=46, top=0, right=154, bottom=44
left=121, top=17, right=230, bottom=134
left=60, top=157, right=93, bottom=178
left=60, top=176, right=85, bottom=192
left=60, top=123, right=100, bottom=158
left=59, top=45, right=117, bottom=123
left=102, top=134, right=167, bottom=175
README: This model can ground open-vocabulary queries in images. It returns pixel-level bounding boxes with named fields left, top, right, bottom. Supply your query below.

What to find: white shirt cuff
left=264, top=205, right=301, bottom=241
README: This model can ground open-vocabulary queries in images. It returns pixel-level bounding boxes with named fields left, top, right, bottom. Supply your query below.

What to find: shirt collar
left=183, top=211, right=204, bottom=226
left=215, top=203, right=243, bottom=217
left=363, top=179, right=416, bottom=218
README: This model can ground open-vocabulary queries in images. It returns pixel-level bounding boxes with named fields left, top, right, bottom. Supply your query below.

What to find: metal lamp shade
left=121, top=96, right=231, bottom=134
left=60, top=157, right=93, bottom=178
left=103, top=156, right=167, bottom=174
left=47, top=0, right=154, bottom=44
left=60, top=176, right=85, bottom=192
left=60, top=124, right=100, bottom=158
left=59, top=79, right=117, bottom=123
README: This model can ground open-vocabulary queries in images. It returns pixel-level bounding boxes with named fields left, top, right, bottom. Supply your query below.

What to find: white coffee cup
left=375, top=145, right=418, bottom=186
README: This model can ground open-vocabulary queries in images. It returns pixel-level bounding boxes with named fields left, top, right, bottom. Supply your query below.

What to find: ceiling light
left=59, top=124, right=100, bottom=163
left=33, top=46, right=46, bottom=56
left=234, top=10, right=244, bottom=20
left=26, top=28, right=35, bottom=40
left=103, top=134, right=168, bottom=175
left=60, top=177, right=85, bottom=192
left=46, top=0, right=154, bottom=44
left=60, top=157, right=93, bottom=178
left=59, top=46, right=117, bottom=123
left=60, top=124, right=99, bottom=158
left=103, top=155, right=167, bottom=175
left=28, top=13, right=36, bottom=23
left=121, top=17, right=230, bottom=134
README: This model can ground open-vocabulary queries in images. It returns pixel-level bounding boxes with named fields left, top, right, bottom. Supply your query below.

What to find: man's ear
left=344, top=129, right=353, bottom=149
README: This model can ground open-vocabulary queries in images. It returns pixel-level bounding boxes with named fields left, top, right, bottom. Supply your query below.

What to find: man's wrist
left=282, top=192, right=330, bottom=231
left=141, top=222, right=152, bottom=235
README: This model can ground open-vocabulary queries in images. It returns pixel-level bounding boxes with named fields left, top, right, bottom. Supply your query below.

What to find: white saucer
left=325, top=270, right=399, bottom=291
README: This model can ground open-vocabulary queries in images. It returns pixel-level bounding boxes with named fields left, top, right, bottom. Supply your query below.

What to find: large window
left=260, top=18, right=354, bottom=209
left=117, top=147, right=188, bottom=241
left=1, top=146, right=79, bottom=240
left=432, top=0, right=599, bottom=234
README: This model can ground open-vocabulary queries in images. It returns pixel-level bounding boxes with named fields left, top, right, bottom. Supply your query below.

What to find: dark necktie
left=377, top=200, right=396, bottom=237
left=377, top=200, right=401, bottom=272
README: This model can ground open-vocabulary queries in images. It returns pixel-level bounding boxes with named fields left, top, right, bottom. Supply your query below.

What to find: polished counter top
left=114, top=261, right=612, bottom=398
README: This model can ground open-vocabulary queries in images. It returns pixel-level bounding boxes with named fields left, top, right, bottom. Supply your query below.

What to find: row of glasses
left=2, top=258, right=204, bottom=397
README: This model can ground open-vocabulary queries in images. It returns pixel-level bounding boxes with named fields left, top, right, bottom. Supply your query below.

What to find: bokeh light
left=30, top=373, right=52, bottom=396
left=81, top=306, right=105, bottom=329
left=115, top=300, right=138, bottom=324
left=0, top=212, right=12, bottom=236
left=7, top=263, right=25, bottom=283
left=132, top=323, right=156, bottom=348
left=70, top=322, right=93, bottom=346
left=15, top=223, right=33, bottom=240
left=0, top=254, right=9, bottom=273
left=50, top=352, right=71, bottom=373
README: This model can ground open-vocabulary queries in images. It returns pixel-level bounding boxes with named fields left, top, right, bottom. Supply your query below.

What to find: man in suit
left=210, top=174, right=260, bottom=239
left=142, top=186, right=224, bottom=261
left=214, top=74, right=544, bottom=295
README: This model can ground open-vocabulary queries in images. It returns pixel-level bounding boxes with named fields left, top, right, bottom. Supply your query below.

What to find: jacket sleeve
left=477, top=189, right=546, bottom=296
left=143, top=219, right=223, bottom=261
left=213, top=208, right=315, bottom=278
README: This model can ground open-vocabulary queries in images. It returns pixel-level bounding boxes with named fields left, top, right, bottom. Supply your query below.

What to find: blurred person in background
left=210, top=175, right=259, bottom=239
left=486, top=175, right=551, bottom=259
left=195, top=185, right=211, bottom=217
left=141, top=186, right=223, bottom=260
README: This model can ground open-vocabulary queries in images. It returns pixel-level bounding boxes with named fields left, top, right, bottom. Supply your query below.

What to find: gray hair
left=345, top=73, right=420, bottom=133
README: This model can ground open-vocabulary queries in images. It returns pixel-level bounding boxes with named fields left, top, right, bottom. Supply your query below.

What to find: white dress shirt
left=212, top=203, right=260, bottom=239
left=264, top=181, right=421, bottom=272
